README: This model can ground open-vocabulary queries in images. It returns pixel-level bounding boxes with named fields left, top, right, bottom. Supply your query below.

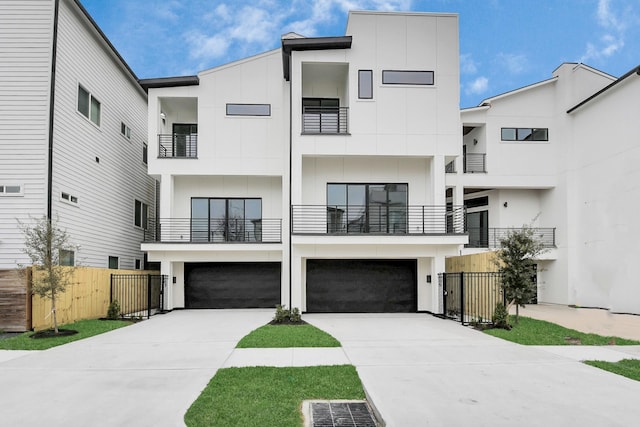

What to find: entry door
left=173, top=123, right=197, bottom=157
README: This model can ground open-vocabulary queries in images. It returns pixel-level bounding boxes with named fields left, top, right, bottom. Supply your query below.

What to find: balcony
left=464, top=153, right=486, bottom=173
left=302, top=106, right=349, bottom=134
left=292, top=205, right=465, bottom=235
left=143, top=218, right=282, bottom=243
left=466, top=227, right=556, bottom=248
left=158, top=134, right=198, bottom=158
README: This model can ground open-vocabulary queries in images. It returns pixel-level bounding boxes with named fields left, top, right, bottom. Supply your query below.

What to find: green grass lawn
left=483, top=316, right=640, bottom=346
left=585, top=359, right=640, bottom=381
left=0, top=319, right=131, bottom=350
left=236, top=324, right=341, bottom=348
left=184, top=365, right=365, bottom=427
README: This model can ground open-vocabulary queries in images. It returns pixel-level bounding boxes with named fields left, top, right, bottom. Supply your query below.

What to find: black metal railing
left=302, top=106, right=349, bottom=134
left=143, top=218, right=282, bottom=243
left=464, top=153, right=486, bottom=173
left=158, top=133, right=198, bottom=158
left=439, top=272, right=505, bottom=324
left=466, top=227, right=556, bottom=248
left=110, top=274, right=167, bottom=319
left=445, top=161, right=456, bottom=173
left=291, top=205, right=465, bottom=235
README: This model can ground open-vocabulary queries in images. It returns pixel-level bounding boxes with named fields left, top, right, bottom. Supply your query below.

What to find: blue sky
left=80, top=0, right=640, bottom=108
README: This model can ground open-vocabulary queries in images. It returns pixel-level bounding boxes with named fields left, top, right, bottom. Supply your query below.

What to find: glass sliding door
left=191, top=198, right=262, bottom=242
left=466, top=210, right=488, bottom=247
left=191, top=199, right=209, bottom=242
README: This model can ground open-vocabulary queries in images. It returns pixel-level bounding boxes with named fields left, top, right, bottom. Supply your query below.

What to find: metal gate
left=110, top=274, right=167, bottom=319
left=438, top=272, right=504, bottom=324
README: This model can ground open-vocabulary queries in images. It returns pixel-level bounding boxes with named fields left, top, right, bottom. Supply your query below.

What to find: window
left=108, top=256, right=119, bottom=269
left=501, top=128, right=548, bottom=141
left=59, top=249, right=75, bottom=266
left=358, top=70, right=373, bottom=99
left=327, top=183, right=408, bottom=234
left=61, top=192, right=78, bottom=204
left=191, top=198, right=262, bottom=242
left=134, top=259, right=142, bottom=270
left=0, top=185, right=22, bottom=196
left=134, top=200, right=148, bottom=229
left=226, top=104, right=271, bottom=116
left=142, top=143, right=148, bottom=165
left=382, top=70, right=434, bottom=85
left=121, top=122, right=131, bottom=139
left=77, top=85, right=101, bottom=126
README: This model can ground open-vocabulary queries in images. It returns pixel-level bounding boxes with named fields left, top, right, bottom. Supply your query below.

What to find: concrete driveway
left=305, top=313, right=640, bottom=427
left=0, top=309, right=272, bottom=427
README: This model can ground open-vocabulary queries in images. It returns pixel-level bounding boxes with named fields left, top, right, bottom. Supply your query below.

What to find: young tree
left=19, top=216, right=75, bottom=333
left=494, top=225, right=547, bottom=324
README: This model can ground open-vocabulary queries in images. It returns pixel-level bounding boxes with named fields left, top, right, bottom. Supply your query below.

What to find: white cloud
left=580, top=0, right=628, bottom=63
left=466, top=76, right=489, bottom=95
left=460, top=54, right=477, bottom=75
left=496, top=53, right=527, bottom=75
left=186, top=31, right=231, bottom=60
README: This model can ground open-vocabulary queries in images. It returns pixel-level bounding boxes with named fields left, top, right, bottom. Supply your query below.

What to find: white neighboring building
left=143, top=11, right=466, bottom=313
left=0, top=0, right=155, bottom=270
left=461, top=62, right=640, bottom=314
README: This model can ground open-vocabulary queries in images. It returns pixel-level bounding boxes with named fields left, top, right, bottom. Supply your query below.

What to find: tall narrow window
left=77, top=85, right=101, bottom=126
left=358, top=70, right=373, bottom=99
left=134, top=200, right=148, bottom=229
left=142, top=143, right=148, bottom=164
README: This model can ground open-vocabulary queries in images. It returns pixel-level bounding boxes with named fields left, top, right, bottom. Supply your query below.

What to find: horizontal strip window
left=61, top=192, right=78, bottom=204
left=501, top=128, right=548, bottom=141
left=382, top=70, right=434, bottom=85
left=226, top=103, right=271, bottom=116
left=0, top=185, right=22, bottom=195
left=464, top=196, right=488, bottom=209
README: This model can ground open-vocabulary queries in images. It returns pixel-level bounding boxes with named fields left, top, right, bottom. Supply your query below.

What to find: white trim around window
left=0, top=184, right=23, bottom=197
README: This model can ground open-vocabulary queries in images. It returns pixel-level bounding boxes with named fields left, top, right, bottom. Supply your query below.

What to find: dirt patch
left=30, top=329, right=78, bottom=339
left=564, top=336, right=582, bottom=345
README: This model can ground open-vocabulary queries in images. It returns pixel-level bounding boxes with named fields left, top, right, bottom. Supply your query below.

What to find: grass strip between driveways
left=0, top=319, right=132, bottom=350
left=585, top=359, right=640, bottom=382
left=184, top=365, right=365, bottom=427
left=483, top=316, right=640, bottom=346
left=236, top=324, right=341, bottom=348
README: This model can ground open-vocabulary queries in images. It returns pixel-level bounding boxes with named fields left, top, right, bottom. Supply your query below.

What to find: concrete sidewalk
left=305, top=313, right=640, bottom=427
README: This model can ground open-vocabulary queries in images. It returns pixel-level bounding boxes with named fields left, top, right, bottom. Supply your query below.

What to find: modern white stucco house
left=0, top=0, right=155, bottom=270
left=142, top=11, right=466, bottom=313
left=461, top=62, right=640, bottom=314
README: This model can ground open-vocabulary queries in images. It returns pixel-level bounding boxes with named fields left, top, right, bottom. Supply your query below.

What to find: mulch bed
left=30, top=329, right=78, bottom=339
left=268, top=319, right=308, bottom=326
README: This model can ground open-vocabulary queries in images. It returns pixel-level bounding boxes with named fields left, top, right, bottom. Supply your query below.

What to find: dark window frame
left=226, top=103, right=271, bottom=116
left=59, top=249, right=75, bottom=266
left=77, top=84, right=101, bottom=126
left=382, top=70, right=434, bottom=85
left=190, top=197, right=263, bottom=242
left=108, top=256, right=119, bottom=269
left=134, top=199, right=149, bottom=229
left=501, top=127, right=549, bottom=142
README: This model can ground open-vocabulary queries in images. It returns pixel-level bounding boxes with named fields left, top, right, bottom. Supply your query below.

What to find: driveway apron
left=305, top=313, right=640, bottom=427
left=0, top=309, right=272, bottom=427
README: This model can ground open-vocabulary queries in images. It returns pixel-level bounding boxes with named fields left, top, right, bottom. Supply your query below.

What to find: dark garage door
left=306, top=259, right=417, bottom=313
left=185, top=262, right=281, bottom=309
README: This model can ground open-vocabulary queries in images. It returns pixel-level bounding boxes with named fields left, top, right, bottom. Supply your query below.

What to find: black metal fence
left=439, top=272, right=504, bottom=324
left=110, top=274, right=167, bottom=319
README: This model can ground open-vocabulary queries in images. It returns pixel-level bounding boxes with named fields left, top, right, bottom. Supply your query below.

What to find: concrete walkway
left=0, top=309, right=273, bottom=427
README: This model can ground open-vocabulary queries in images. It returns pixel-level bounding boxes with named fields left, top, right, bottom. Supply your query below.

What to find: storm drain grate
left=309, top=401, right=378, bottom=427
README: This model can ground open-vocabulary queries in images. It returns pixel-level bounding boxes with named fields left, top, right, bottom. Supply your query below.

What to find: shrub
left=273, top=304, right=290, bottom=323
left=290, top=307, right=301, bottom=323
left=106, top=300, right=121, bottom=320
left=492, top=302, right=510, bottom=329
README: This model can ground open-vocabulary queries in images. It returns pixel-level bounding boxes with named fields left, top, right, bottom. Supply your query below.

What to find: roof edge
left=281, top=36, right=352, bottom=81
left=566, top=65, right=640, bottom=114
left=139, top=76, right=200, bottom=91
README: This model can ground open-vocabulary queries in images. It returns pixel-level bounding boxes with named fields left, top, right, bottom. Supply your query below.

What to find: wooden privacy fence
left=0, top=267, right=159, bottom=332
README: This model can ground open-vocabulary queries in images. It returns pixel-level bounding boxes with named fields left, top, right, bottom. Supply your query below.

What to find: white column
left=432, top=155, right=445, bottom=205
left=161, top=259, right=174, bottom=310
left=432, top=255, right=446, bottom=313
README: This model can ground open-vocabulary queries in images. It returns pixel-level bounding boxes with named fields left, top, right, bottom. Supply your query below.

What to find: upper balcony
left=292, top=205, right=465, bottom=235
left=143, top=218, right=282, bottom=244
left=299, top=62, right=349, bottom=136
left=158, top=133, right=197, bottom=158
left=156, top=97, right=198, bottom=159
left=302, top=105, right=349, bottom=135
left=466, top=227, right=556, bottom=248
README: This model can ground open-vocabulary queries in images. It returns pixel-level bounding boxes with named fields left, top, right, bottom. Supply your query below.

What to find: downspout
left=47, top=0, right=61, bottom=220
left=288, top=64, right=293, bottom=310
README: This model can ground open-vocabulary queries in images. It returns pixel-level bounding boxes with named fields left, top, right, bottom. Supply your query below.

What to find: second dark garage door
left=306, top=259, right=417, bottom=313
left=184, top=262, right=281, bottom=309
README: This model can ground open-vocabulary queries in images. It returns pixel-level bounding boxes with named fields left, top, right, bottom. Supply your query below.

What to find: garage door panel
left=185, top=262, right=280, bottom=309
left=306, top=259, right=416, bottom=313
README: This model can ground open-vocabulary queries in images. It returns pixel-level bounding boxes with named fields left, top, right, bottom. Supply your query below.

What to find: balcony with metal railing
left=292, top=205, right=465, bottom=235
left=466, top=227, right=556, bottom=248
left=158, top=134, right=198, bottom=158
left=143, top=218, right=282, bottom=243
left=464, top=153, right=486, bottom=173
left=302, top=106, right=349, bottom=134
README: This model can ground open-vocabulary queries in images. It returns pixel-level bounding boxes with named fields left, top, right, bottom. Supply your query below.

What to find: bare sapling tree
left=494, top=224, right=547, bottom=324
left=19, top=216, right=75, bottom=333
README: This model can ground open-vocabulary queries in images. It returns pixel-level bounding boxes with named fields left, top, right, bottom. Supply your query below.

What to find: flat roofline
left=139, top=76, right=200, bottom=91
left=281, top=36, right=352, bottom=81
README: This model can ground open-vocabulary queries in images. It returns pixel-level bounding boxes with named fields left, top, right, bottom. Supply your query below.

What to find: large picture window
left=191, top=198, right=262, bottom=242
left=327, top=183, right=407, bottom=234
